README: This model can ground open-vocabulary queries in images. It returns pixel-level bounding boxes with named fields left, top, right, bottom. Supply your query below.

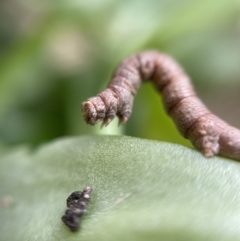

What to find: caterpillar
left=82, top=50, right=240, bottom=160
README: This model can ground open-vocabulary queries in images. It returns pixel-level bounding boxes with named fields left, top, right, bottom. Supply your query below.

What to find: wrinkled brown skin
left=82, top=50, right=240, bottom=160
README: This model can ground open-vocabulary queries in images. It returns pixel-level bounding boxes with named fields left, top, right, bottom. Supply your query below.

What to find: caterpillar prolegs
left=82, top=51, right=240, bottom=160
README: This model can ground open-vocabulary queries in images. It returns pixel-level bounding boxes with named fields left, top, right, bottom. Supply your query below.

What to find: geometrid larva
left=82, top=50, right=240, bottom=160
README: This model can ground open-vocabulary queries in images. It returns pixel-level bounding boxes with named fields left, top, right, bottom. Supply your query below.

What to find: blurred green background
left=0, top=0, right=240, bottom=148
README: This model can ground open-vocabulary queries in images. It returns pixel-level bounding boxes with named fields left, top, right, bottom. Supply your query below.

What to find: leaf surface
left=1, top=135, right=240, bottom=241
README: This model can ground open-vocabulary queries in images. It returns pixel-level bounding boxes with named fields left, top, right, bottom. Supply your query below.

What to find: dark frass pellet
left=62, top=186, right=92, bottom=231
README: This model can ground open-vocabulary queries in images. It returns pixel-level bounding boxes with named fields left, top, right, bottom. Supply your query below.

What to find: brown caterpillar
left=82, top=50, right=240, bottom=160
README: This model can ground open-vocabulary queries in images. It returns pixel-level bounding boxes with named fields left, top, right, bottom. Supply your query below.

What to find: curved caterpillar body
left=82, top=50, right=240, bottom=160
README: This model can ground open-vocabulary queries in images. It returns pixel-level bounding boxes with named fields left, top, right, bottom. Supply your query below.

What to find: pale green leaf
left=1, top=135, right=240, bottom=241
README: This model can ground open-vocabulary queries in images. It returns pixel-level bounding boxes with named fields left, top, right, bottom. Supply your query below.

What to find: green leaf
left=1, top=135, right=240, bottom=241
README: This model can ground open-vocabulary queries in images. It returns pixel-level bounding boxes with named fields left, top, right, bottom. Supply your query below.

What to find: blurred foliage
left=0, top=0, right=240, bottom=146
